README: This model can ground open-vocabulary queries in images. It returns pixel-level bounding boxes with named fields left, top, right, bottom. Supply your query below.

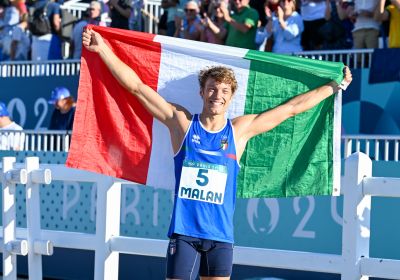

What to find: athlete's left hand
left=339, top=66, right=352, bottom=91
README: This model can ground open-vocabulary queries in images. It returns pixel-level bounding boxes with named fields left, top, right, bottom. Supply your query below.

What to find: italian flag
left=66, top=25, right=344, bottom=198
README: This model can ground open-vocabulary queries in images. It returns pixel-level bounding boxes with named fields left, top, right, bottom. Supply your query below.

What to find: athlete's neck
left=199, top=113, right=226, bottom=132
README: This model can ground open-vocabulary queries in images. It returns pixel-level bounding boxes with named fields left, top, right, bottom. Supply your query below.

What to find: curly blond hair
left=198, top=66, right=238, bottom=94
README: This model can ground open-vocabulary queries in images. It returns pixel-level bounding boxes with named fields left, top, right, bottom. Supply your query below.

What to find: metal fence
left=0, top=48, right=374, bottom=78
left=0, top=60, right=81, bottom=78
left=294, top=49, right=374, bottom=69
left=1, top=130, right=399, bottom=162
left=343, top=134, right=400, bottom=161
left=0, top=130, right=72, bottom=152
left=1, top=153, right=399, bottom=279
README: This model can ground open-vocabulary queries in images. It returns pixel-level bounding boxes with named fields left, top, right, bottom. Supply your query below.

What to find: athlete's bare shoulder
left=168, top=103, right=193, bottom=153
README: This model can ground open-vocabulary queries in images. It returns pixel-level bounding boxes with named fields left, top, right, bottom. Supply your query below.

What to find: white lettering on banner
left=247, top=198, right=279, bottom=234
left=34, top=98, right=48, bottom=130
left=179, top=161, right=227, bottom=204
left=7, top=97, right=50, bottom=129
left=62, top=181, right=80, bottom=220
left=90, top=184, right=97, bottom=222
left=121, top=185, right=140, bottom=225
left=292, top=196, right=316, bottom=239
left=8, top=98, right=26, bottom=127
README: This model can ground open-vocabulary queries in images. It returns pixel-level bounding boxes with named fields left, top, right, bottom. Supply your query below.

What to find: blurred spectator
left=109, top=0, right=131, bottom=29
left=259, top=0, right=279, bottom=51
left=88, top=1, right=107, bottom=26
left=350, top=0, right=380, bottom=49
left=162, top=0, right=181, bottom=36
left=10, top=12, right=30, bottom=60
left=48, top=87, right=76, bottom=130
left=257, top=0, right=303, bottom=53
left=0, top=101, right=24, bottom=151
left=335, top=0, right=355, bottom=48
left=30, top=0, right=63, bottom=61
left=375, top=0, right=400, bottom=48
left=71, top=1, right=105, bottom=59
left=220, top=0, right=259, bottom=49
left=0, top=0, right=20, bottom=60
left=175, top=0, right=202, bottom=39
left=300, top=0, right=327, bottom=50
left=250, top=0, right=268, bottom=26
left=199, top=0, right=210, bottom=16
left=200, top=0, right=226, bottom=44
left=318, top=0, right=349, bottom=49
left=11, top=0, right=27, bottom=15
left=129, top=0, right=144, bottom=31
left=158, top=0, right=168, bottom=34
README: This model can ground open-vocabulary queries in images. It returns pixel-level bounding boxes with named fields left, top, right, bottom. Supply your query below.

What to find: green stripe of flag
left=237, top=51, right=344, bottom=198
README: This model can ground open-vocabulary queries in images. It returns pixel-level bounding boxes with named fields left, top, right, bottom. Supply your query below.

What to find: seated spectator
left=10, top=12, right=30, bottom=60
left=0, top=101, right=24, bottom=151
left=257, top=0, right=303, bottom=53
left=375, top=0, right=400, bottom=48
left=175, top=0, right=202, bottom=40
left=220, top=0, right=259, bottom=50
left=200, top=0, right=226, bottom=44
left=300, top=0, right=327, bottom=50
left=30, top=0, right=63, bottom=61
left=350, top=0, right=380, bottom=49
left=108, top=0, right=131, bottom=29
left=48, top=87, right=76, bottom=130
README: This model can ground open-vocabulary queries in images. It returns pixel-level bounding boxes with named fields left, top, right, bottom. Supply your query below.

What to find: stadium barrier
left=0, top=153, right=399, bottom=279
left=295, top=49, right=374, bottom=69
left=343, top=135, right=400, bottom=161
left=0, top=130, right=71, bottom=152
left=0, top=60, right=81, bottom=78
left=1, top=130, right=399, bottom=161
left=0, top=49, right=373, bottom=78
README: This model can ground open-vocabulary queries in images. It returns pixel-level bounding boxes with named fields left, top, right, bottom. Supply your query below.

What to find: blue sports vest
left=168, top=114, right=240, bottom=243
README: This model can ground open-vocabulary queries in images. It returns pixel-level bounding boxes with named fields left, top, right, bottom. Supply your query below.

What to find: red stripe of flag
left=66, top=26, right=162, bottom=184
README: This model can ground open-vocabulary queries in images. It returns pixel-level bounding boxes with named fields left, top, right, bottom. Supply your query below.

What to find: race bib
left=178, top=160, right=228, bottom=205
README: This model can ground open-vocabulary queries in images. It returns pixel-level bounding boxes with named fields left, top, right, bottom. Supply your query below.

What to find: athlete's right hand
left=82, top=28, right=104, bottom=53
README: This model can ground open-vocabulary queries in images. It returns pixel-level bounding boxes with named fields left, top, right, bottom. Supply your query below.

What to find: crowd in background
left=0, top=0, right=399, bottom=60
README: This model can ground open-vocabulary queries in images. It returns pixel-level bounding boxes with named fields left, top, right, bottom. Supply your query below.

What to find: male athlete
left=82, top=28, right=352, bottom=280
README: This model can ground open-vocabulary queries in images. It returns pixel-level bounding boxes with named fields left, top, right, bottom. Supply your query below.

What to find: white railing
left=343, top=134, right=400, bottom=161
left=294, top=49, right=375, bottom=69
left=0, top=60, right=81, bottom=78
left=0, top=130, right=72, bottom=152
left=143, top=0, right=163, bottom=34
left=2, top=131, right=399, bottom=162
left=0, top=49, right=374, bottom=78
left=1, top=153, right=399, bottom=279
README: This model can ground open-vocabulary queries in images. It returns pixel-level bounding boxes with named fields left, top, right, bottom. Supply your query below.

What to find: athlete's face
left=200, top=78, right=234, bottom=115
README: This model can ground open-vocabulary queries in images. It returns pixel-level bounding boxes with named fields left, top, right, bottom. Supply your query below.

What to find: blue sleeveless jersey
left=168, top=114, right=240, bottom=243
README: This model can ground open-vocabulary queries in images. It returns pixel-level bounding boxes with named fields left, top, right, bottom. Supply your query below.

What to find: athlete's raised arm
left=233, top=66, right=352, bottom=159
left=82, top=28, right=190, bottom=128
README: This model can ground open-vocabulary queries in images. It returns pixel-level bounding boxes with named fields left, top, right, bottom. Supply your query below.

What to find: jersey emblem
left=192, top=134, right=200, bottom=144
